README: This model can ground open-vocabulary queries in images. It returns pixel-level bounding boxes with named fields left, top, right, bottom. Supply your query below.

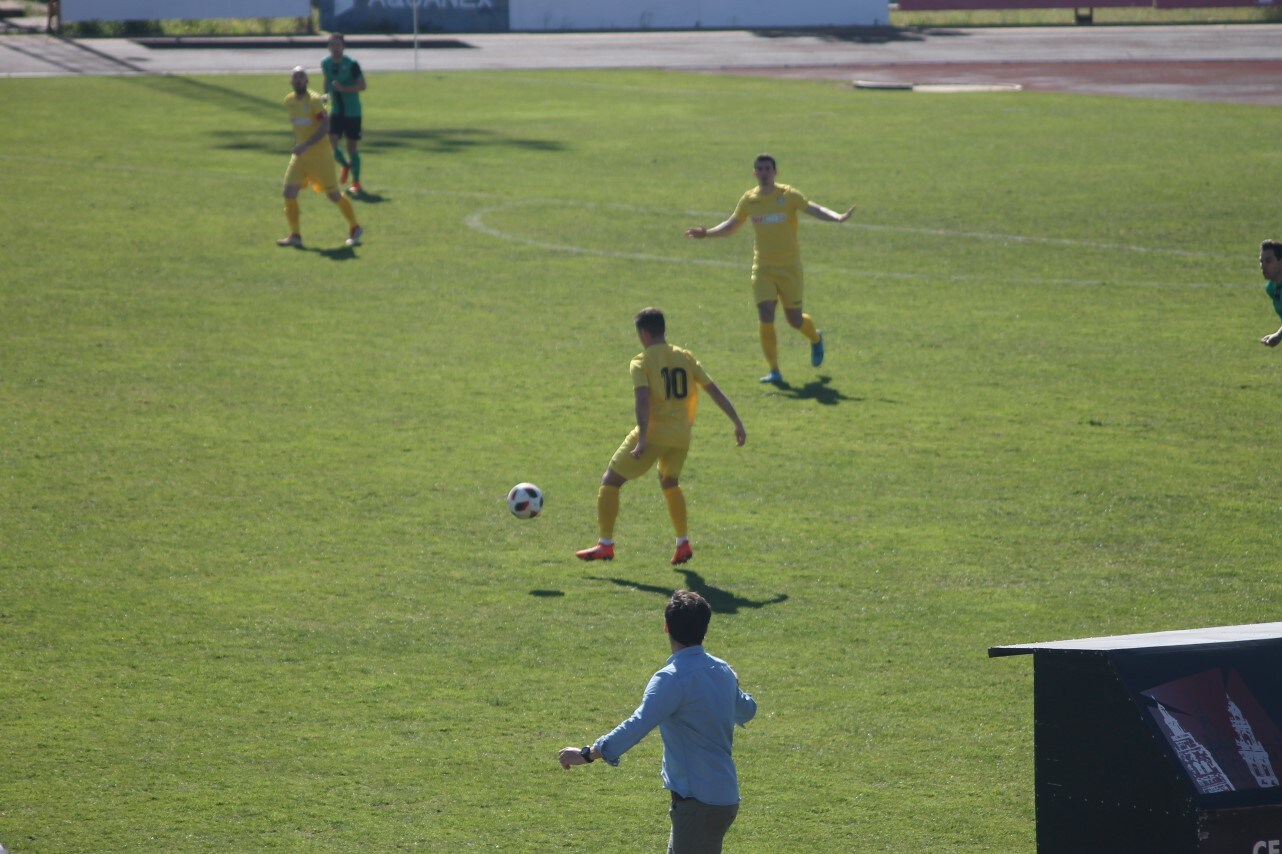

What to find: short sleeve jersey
left=321, top=55, right=363, bottom=118
left=285, top=89, right=327, bottom=148
left=1267, top=280, right=1282, bottom=322
left=630, top=343, right=712, bottom=449
left=732, top=183, right=809, bottom=267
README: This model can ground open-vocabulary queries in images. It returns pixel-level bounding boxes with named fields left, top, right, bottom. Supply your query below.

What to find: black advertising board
left=992, top=623, right=1282, bottom=853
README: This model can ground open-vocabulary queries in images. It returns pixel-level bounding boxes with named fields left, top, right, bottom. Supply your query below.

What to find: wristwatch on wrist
left=580, top=744, right=595, bottom=763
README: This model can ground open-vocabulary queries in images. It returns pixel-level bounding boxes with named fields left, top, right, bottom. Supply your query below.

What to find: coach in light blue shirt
left=559, top=589, right=757, bottom=853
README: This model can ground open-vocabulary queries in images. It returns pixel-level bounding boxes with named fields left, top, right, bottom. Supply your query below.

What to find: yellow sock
left=798, top=313, right=820, bottom=344
left=335, top=195, right=359, bottom=228
left=663, top=486, right=688, bottom=540
left=284, top=198, right=301, bottom=235
left=597, top=484, right=621, bottom=541
left=759, top=323, right=779, bottom=371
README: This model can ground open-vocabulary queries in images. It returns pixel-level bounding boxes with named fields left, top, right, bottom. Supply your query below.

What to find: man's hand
left=630, top=435, right=649, bottom=460
left=1262, top=333, right=1281, bottom=347
left=559, top=746, right=588, bottom=769
left=684, top=227, right=708, bottom=239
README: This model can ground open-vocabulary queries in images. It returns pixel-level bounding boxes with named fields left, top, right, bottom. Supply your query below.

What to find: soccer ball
left=507, top=482, right=543, bottom=519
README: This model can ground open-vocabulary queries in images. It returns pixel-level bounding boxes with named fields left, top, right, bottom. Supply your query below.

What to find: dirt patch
left=699, top=59, right=1282, bottom=105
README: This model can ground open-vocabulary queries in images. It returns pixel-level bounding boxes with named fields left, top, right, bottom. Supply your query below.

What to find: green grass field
left=4, top=68, right=1282, bottom=851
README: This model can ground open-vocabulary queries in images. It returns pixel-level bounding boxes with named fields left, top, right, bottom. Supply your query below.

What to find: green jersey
left=321, top=54, right=363, bottom=118
left=1267, top=280, right=1282, bottom=322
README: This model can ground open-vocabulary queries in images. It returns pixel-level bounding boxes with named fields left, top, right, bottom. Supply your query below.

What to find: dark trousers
left=667, top=791, right=739, bottom=854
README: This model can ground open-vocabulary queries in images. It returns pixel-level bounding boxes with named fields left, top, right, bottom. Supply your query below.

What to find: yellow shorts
left=752, top=263, right=804, bottom=310
left=608, top=428, right=689, bottom=482
left=284, top=152, right=339, bottom=194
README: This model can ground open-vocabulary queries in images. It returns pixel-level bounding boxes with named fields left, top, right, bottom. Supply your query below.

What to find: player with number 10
left=576, top=308, right=746, bottom=565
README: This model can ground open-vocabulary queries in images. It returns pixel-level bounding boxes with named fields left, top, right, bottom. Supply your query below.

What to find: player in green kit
left=322, top=33, right=367, bottom=196
left=1259, top=240, right=1282, bottom=347
left=576, top=308, right=746, bottom=565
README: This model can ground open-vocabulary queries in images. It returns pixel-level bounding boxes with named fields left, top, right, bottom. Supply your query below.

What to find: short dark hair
left=665, top=589, right=711, bottom=646
left=634, top=307, right=665, bottom=338
left=754, top=153, right=777, bottom=170
left=1263, top=240, right=1282, bottom=261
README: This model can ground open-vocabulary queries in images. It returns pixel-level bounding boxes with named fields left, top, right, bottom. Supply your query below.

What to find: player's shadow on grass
left=768, top=375, right=860, bottom=406
left=318, top=245, right=360, bottom=260
left=587, top=569, right=788, bottom=614
left=126, top=74, right=280, bottom=122
left=214, top=127, right=567, bottom=157
left=367, top=128, right=568, bottom=155
left=280, top=244, right=360, bottom=260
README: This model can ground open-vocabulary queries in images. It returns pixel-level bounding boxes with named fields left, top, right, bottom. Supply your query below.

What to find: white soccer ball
left=507, top=482, right=544, bottom=519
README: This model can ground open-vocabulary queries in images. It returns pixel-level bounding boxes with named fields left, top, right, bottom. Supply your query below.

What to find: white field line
left=1, top=153, right=1239, bottom=288
left=466, top=199, right=1238, bottom=289
left=845, top=221, right=1216, bottom=258
left=464, top=202, right=740, bottom=270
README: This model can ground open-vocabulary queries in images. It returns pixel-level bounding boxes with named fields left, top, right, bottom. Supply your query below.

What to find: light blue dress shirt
left=595, top=645, right=757, bottom=806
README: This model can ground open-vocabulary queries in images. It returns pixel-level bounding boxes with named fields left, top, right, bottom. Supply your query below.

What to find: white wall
left=509, top=0, right=885, bottom=30
left=62, top=0, right=311, bottom=23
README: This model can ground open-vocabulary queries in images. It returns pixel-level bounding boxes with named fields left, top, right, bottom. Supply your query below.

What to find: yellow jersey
left=629, top=343, right=712, bottom=449
left=285, top=88, right=328, bottom=147
left=732, top=182, right=809, bottom=267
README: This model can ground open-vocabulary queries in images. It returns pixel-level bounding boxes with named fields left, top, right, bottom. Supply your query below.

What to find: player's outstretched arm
left=685, top=215, right=743, bottom=239
left=1261, top=326, right=1282, bottom=347
left=703, top=382, right=746, bottom=446
left=558, top=744, right=602, bottom=769
left=804, top=202, right=856, bottom=223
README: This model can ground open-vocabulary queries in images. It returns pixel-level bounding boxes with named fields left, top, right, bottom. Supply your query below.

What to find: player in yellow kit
left=276, top=66, right=363, bottom=249
left=685, top=153, right=854, bottom=385
left=576, top=308, right=746, bottom=565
